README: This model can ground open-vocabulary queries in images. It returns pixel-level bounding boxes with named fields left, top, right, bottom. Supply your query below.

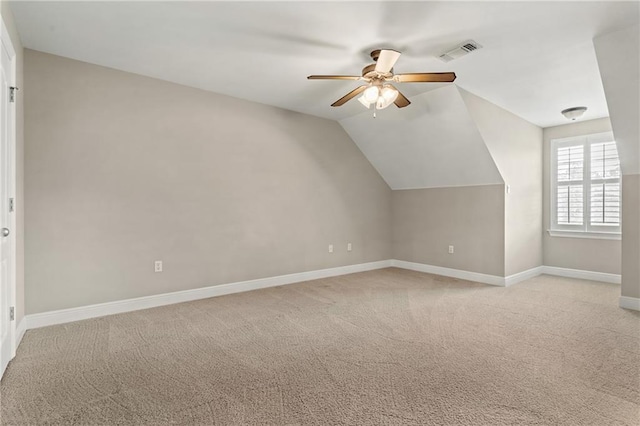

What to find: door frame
left=0, top=14, right=17, bottom=375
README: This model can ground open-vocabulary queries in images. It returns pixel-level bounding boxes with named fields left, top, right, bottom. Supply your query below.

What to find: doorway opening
left=0, top=16, right=17, bottom=378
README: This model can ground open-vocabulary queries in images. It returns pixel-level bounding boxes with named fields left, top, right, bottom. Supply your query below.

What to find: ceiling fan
left=308, top=49, right=456, bottom=110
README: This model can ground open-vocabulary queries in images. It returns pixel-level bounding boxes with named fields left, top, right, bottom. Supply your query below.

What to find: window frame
left=550, top=131, right=621, bottom=239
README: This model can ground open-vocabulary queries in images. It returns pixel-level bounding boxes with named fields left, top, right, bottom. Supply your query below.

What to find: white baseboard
left=505, top=266, right=545, bottom=286
left=391, top=259, right=507, bottom=286
left=21, top=259, right=628, bottom=332
left=389, top=260, right=624, bottom=289
left=541, top=266, right=621, bottom=284
left=25, top=260, right=392, bottom=330
left=15, top=317, right=26, bottom=351
left=619, top=296, right=640, bottom=311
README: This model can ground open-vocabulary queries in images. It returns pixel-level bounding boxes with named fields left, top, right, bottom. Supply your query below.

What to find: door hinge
left=8, top=198, right=14, bottom=213
left=9, top=86, right=18, bottom=103
left=9, top=306, right=14, bottom=321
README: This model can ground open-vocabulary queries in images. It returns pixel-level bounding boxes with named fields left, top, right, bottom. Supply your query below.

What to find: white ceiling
left=10, top=1, right=640, bottom=128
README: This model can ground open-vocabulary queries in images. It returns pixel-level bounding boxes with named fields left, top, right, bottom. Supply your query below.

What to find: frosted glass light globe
left=363, top=86, right=380, bottom=103
left=381, top=86, right=399, bottom=103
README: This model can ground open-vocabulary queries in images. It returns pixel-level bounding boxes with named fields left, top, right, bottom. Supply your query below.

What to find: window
left=550, top=132, right=621, bottom=238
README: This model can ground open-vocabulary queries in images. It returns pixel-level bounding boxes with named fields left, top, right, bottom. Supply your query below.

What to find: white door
left=0, top=20, right=15, bottom=378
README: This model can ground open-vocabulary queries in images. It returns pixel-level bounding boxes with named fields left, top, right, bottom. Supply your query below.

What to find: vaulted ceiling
left=11, top=1, right=640, bottom=128
left=9, top=1, right=640, bottom=189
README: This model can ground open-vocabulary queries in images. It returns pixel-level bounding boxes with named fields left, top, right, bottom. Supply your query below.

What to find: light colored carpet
left=1, top=268, right=639, bottom=425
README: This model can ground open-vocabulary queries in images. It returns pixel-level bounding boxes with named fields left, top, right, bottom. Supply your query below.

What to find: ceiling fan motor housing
left=362, top=63, right=393, bottom=79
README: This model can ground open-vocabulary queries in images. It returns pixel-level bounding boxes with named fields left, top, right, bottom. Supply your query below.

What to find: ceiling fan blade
left=394, top=72, right=457, bottom=83
left=389, top=85, right=411, bottom=108
left=308, top=75, right=362, bottom=80
left=331, top=85, right=367, bottom=107
left=375, top=49, right=401, bottom=74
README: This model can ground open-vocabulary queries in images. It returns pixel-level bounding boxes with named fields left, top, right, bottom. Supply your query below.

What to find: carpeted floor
left=1, top=268, right=639, bottom=425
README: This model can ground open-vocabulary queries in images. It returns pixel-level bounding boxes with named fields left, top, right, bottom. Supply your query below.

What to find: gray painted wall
left=392, top=185, right=505, bottom=277
left=1, top=2, right=25, bottom=325
left=460, top=89, right=543, bottom=276
left=24, top=50, right=392, bottom=314
left=542, top=118, right=621, bottom=274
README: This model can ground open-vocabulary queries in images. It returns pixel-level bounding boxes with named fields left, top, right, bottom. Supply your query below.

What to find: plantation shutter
left=551, top=132, right=620, bottom=236
left=590, top=141, right=620, bottom=227
left=556, top=144, right=584, bottom=225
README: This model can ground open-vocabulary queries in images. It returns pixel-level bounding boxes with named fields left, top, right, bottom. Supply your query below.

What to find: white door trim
left=0, top=18, right=15, bottom=59
left=0, top=15, right=17, bottom=378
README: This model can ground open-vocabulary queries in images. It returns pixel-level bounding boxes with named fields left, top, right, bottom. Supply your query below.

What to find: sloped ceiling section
left=593, top=25, right=640, bottom=175
left=339, top=85, right=504, bottom=190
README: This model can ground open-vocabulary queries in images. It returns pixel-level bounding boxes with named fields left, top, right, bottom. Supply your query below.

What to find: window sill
left=547, top=229, right=621, bottom=240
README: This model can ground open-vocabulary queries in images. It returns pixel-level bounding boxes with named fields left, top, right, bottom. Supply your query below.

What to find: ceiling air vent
left=438, top=40, right=483, bottom=63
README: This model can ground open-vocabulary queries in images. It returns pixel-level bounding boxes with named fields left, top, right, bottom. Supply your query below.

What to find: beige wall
left=1, top=2, right=24, bottom=325
left=21, top=47, right=633, bottom=316
left=460, top=89, right=543, bottom=276
left=24, top=50, right=392, bottom=314
left=621, top=174, right=640, bottom=298
left=542, top=118, right=621, bottom=274
left=392, top=185, right=505, bottom=276
left=390, top=90, right=543, bottom=279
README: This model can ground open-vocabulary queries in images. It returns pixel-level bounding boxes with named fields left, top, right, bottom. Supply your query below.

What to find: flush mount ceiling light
left=561, top=106, right=587, bottom=121
left=307, top=49, right=456, bottom=116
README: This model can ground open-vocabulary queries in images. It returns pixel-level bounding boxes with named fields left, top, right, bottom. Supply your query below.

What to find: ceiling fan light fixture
left=375, top=87, right=397, bottom=110
left=358, top=95, right=371, bottom=109
left=363, top=85, right=380, bottom=103
left=381, top=85, right=399, bottom=103
left=561, top=106, right=587, bottom=121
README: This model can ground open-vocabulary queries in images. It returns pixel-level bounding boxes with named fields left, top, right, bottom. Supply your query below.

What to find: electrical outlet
left=328, top=244, right=334, bottom=253
left=347, top=242, right=352, bottom=252
left=448, top=245, right=454, bottom=254
left=154, top=261, right=163, bottom=272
